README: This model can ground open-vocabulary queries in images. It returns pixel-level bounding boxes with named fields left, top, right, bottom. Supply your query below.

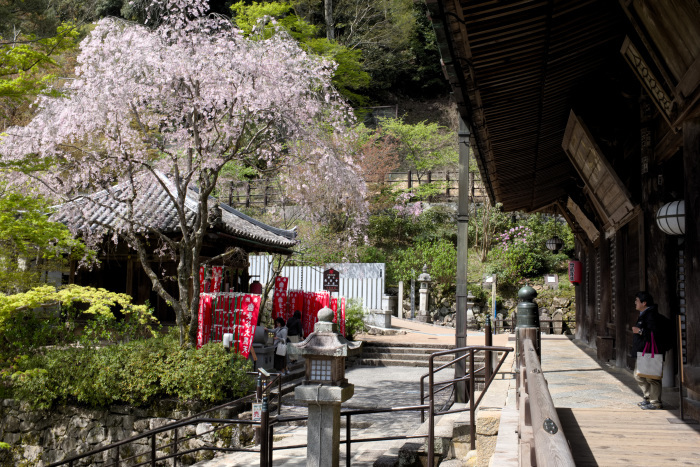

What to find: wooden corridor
left=558, top=407, right=700, bottom=466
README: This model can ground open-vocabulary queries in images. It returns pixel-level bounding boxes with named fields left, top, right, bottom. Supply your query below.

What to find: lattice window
left=310, top=359, right=332, bottom=382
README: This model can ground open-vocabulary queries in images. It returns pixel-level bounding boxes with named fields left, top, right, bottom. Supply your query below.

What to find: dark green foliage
left=486, top=214, right=574, bottom=288
left=8, top=334, right=254, bottom=410
left=161, top=342, right=254, bottom=403
left=389, top=238, right=456, bottom=295
left=343, top=298, right=365, bottom=340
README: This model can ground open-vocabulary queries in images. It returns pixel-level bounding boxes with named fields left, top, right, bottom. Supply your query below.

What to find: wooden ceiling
left=427, top=0, right=626, bottom=212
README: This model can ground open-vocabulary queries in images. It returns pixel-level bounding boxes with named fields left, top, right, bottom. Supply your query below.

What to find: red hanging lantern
left=568, top=260, right=582, bottom=285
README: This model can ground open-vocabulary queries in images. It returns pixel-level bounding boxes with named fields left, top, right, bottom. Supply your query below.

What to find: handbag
left=636, top=332, right=663, bottom=380
left=276, top=342, right=287, bottom=356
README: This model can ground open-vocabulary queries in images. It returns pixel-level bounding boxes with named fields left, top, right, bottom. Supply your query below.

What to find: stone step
left=362, top=348, right=477, bottom=357
left=360, top=352, right=468, bottom=362
left=354, top=358, right=477, bottom=368
left=373, top=403, right=469, bottom=467
left=362, top=342, right=454, bottom=350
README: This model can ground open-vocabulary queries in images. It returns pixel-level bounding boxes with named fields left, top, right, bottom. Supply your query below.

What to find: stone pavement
left=195, top=317, right=503, bottom=466
left=357, top=317, right=510, bottom=348
left=196, top=321, right=680, bottom=466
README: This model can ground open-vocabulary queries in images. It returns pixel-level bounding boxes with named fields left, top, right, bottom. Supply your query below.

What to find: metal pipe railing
left=424, top=345, right=513, bottom=466
left=50, top=347, right=518, bottom=467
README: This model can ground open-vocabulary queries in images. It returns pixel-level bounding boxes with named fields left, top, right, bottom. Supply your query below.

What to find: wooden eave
left=427, top=0, right=626, bottom=213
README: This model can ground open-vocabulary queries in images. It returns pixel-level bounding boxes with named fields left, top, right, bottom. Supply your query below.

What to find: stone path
left=194, top=317, right=477, bottom=466
left=196, top=323, right=685, bottom=466
left=194, top=365, right=457, bottom=466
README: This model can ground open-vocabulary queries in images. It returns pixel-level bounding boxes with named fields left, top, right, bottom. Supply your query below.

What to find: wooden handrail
left=517, top=329, right=574, bottom=467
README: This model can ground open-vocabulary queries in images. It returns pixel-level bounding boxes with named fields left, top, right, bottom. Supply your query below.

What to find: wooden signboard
left=323, top=268, right=340, bottom=292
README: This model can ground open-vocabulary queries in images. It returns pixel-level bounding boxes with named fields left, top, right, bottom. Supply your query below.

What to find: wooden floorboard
left=557, top=408, right=700, bottom=466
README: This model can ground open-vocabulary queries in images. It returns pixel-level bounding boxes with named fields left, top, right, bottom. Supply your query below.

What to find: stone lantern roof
left=418, top=264, right=431, bottom=283
left=291, top=307, right=362, bottom=358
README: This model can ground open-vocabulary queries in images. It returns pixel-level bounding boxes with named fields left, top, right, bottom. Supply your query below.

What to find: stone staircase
left=370, top=351, right=515, bottom=467
left=355, top=342, right=484, bottom=368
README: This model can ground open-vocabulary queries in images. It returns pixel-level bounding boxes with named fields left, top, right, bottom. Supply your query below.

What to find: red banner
left=331, top=297, right=338, bottom=323
left=272, top=277, right=289, bottom=321
left=237, top=294, right=261, bottom=358
left=340, top=297, right=346, bottom=336
left=211, top=266, right=223, bottom=293
left=289, top=289, right=304, bottom=334
left=199, top=265, right=224, bottom=294
left=196, top=292, right=261, bottom=357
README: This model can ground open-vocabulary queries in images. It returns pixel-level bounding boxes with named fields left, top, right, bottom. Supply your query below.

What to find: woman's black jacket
left=632, top=304, right=660, bottom=354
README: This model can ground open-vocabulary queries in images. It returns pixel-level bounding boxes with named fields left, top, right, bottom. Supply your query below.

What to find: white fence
left=248, top=256, right=386, bottom=310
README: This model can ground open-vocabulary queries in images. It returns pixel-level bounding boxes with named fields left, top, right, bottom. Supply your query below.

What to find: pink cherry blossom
left=0, top=0, right=366, bottom=345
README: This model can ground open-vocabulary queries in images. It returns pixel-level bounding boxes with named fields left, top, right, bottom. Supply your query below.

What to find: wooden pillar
left=585, top=242, right=596, bottom=345
left=614, top=232, right=627, bottom=368
left=598, top=237, right=612, bottom=336
left=574, top=239, right=585, bottom=341
left=69, top=260, right=76, bottom=285
left=682, top=118, right=700, bottom=396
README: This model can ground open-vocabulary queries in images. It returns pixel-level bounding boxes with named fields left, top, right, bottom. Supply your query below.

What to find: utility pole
left=455, top=117, right=470, bottom=402
left=325, top=0, right=334, bottom=40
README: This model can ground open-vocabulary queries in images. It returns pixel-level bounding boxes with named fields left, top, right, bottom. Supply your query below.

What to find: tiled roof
left=52, top=171, right=297, bottom=250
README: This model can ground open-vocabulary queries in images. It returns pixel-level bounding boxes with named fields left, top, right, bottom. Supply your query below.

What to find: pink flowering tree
left=489, top=225, right=547, bottom=285
left=393, top=192, right=423, bottom=218
left=0, top=0, right=366, bottom=346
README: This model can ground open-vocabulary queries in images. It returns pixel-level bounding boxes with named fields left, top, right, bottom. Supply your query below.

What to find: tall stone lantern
left=292, top=307, right=362, bottom=467
left=416, top=264, right=432, bottom=323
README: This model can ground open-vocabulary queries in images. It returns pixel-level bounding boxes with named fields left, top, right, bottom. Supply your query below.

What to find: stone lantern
left=292, top=306, right=362, bottom=467
left=466, top=292, right=476, bottom=328
left=416, top=264, right=432, bottom=323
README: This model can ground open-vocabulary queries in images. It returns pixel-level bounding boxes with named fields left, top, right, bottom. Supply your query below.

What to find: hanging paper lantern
left=568, top=260, right=582, bottom=286
left=546, top=236, right=564, bottom=254
left=656, top=200, right=685, bottom=235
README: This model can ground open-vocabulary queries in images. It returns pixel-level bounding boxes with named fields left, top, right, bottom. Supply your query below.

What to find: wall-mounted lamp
left=656, top=200, right=685, bottom=235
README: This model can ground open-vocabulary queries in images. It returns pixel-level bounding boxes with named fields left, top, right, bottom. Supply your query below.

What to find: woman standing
left=266, top=317, right=288, bottom=375
left=286, top=310, right=303, bottom=363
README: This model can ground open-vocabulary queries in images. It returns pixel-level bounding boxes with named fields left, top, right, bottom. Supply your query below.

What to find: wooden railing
left=516, top=328, right=574, bottom=467
left=217, top=170, right=487, bottom=209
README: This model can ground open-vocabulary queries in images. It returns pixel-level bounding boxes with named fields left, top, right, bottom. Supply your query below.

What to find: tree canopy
left=0, top=0, right=366, bottom=345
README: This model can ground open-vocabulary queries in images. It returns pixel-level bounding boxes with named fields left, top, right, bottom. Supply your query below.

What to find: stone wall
left=399, top=284, right=576, bottom=332
left=0, top=398, right=254, bottom=466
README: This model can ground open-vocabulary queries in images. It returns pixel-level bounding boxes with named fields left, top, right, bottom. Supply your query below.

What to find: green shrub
left=162, top=343, right=253, bottom=403
left=389, top=238, right=457, bottom=293
left=9, top=335, right=253, bottom=409
left=343, top=298, right=365, bottom=340
left=487, top=226, right=548, bottom=287
left=11, top=350, right=82, bottom=410
left=0, top=285, right=159, bottom=361
left=467, top=283, right=488, bottom=305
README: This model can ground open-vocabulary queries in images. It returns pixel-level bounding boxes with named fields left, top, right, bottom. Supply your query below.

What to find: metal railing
left=493, top=315, right=576, bottom=335
left=47, top=370, right=285, bottom=467
left=418, top=345, right=513, bottom=459
left=516, top=328, right=574, bottom=467
left=48, top=345, right=514, bottom=467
